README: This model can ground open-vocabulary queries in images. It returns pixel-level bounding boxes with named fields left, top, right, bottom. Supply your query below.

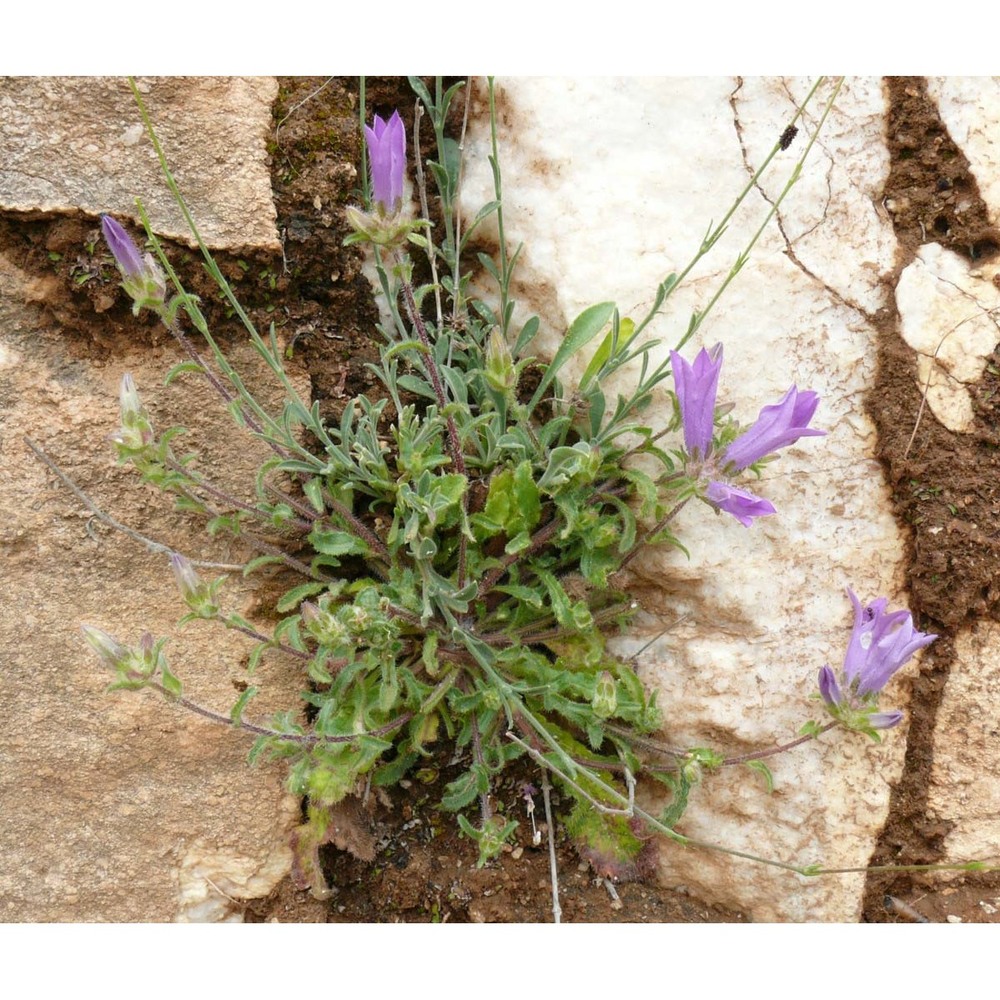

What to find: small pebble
left=511, top=846, right=523, bottom=860
left=946, top=914, right=962, bottom=923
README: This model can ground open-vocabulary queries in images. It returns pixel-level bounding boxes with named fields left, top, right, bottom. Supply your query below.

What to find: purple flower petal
left=868, top=711, right=904, bottom=730
left=671, top=345, right=723, bottom=458
left=100, top=214, right=146, bottom=278
left=705, top=480, right=776, bottom=527
left=818, top=665, right=843, bottom=708
left=856, top=617, right=938, bottom=696
left=364, top=110, right=406, bottom=213
left=721, top=386, right=825, bottom=472
left=839, top=587, right=937, bottom=696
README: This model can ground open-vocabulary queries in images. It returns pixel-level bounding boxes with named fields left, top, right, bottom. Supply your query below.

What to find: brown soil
left=863, top=77, right=1000, bottom=923
left=7, top=75, right=1000, bottom=922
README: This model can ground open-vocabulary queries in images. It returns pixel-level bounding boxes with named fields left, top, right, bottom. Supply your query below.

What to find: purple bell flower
left=670, top=345, right=723, bottom=457
left=841, top=588, right=937, bottom=697
left=670, top=345, right=824, bottom=528
left=364, top=111, right=406, bottom=214
left=818, top=588, right=937, bottom=734
left=721, top=385, right=825, bottom=472
left=704, top=481, right=776, bottom=527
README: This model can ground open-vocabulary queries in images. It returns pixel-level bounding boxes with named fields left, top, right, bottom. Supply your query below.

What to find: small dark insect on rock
left=779, top=125, right=799, bottom=151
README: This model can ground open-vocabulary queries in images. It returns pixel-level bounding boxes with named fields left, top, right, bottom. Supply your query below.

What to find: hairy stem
left=131, top=672, right=413, bottom=744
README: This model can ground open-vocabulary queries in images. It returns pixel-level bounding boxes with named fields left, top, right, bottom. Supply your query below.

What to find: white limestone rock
left=895, top=242, right=1000, bottom=433
left=462, top=76, right=908, bottom=920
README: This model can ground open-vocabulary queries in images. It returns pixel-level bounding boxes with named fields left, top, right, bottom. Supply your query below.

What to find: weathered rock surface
left=0, top=76, right=297, bottom=922
left=0, top=76, right=279, bottom=250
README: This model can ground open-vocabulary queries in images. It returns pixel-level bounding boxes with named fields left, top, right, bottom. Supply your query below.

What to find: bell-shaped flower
left=721, top=386, right=824, bottom=472
left=670, top=345, right=723, bottom=458
left=670, top=344, right=824, bottom=529
left=364, top=110, right=406, bottom=215
left=841, top=588, right=937, bottom=696
left=817, top=588, right=937, bottom=737
left=704, top=481, right=776, bottom=527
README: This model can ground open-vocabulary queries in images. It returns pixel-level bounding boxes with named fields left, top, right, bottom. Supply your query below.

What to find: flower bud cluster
left=82, top=625, right=170, bottom=691
left=302, top=589, right=400, bottom=659
left=670, top=344, right=825, bottom=527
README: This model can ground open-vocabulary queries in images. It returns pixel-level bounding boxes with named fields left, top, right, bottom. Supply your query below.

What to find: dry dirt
left=5, top=76, right=999, bottom=922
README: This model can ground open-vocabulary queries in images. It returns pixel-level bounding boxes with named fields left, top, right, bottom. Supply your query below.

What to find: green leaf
left=514, top=315, right=540, bottom=355
left=247, top=644, right=267, bottom=675
left=475, top=460, right=541, bottom=542
left=159, top=664, right=182, bottom=698
left=276, top=581, right=328, bottom=613
left=407, top=76, right=433, bottom=111
left=441, top=764, right=489, bottom=812
left=564, top=799, right=647, bottom=882
left=527, top=301, right=616, bottom=414
left=309, top=528, right=369, bottom=557
left=164, top=360, right=206, bottom=386
left=302, top=477, right=325, bottom=514
left=230, top=685, right=259, bottom=725
left=658, top=770, right=691, bottom=828
left=578, top=314, right=637, bottom=393
left=745, top=759, right=774, bottom=793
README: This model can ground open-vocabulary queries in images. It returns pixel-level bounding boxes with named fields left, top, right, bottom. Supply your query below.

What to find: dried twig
left=540, top=768, right=562, bottom=925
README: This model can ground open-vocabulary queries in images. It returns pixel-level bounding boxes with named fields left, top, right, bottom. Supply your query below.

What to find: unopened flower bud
left=136, top=632, right=158, bottom=671
left=485, top=329, right=518, bottom=395
left=170, top=554, right=219, bottom=618
left=591, top=670, right=618, bottom=719
left=81, top=625, right=130, bottom=671
left=170, top=553, right=201, bottom=600
left=100, top=214, right=168, bottom=316
left=111, top=373, right=155, bottom=450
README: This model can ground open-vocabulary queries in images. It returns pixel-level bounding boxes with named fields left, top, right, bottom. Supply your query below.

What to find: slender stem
left=399, top=279, right=466, bottom=478
left=398, top=276, right=469, bottom=587
left=617, top=497, right=691, bottom=571
left=470, top=714, right=493, bottom=822
left=487, top=79, right=513, bottom=341
left=161, top=456, right=312, bottom=532
left=450, top=77, right=473, bottom=328
left=476, top=517, right=561, bottom=599
left=25, top=437, right=244, bottom=571
left=221, top=618, right=312, bottom=661
left=262, top=481, right=319, bottom=522
left=412, top=100, right=443, bottom=330
left=540, top=768, right=562, bottom=925
left=132, top=672, right=412, bottom=744
left=323, top=491, right=392, bottom=564
left=720, top=722, right=837, bottom=766
left=237, top=531, right=328, bottom=581
left=631, top=76, right=829, bottom=342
